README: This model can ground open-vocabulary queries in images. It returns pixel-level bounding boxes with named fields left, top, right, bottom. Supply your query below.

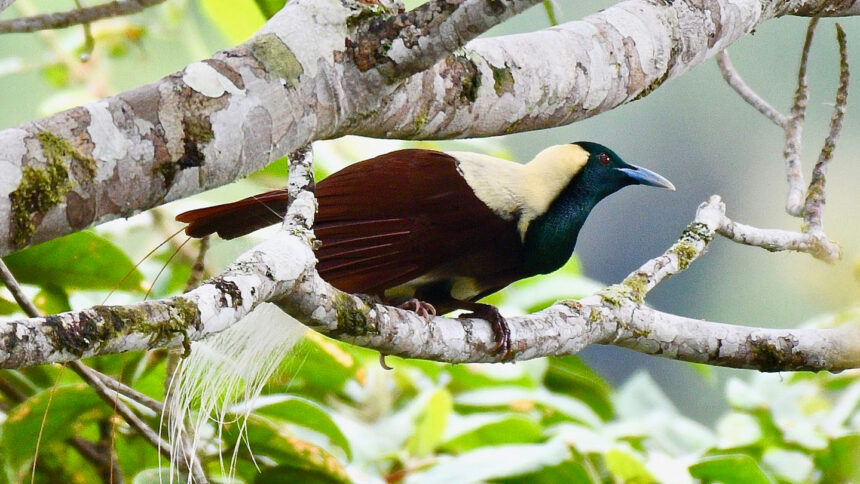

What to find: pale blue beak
left=617, top=165, right=676, bottom=191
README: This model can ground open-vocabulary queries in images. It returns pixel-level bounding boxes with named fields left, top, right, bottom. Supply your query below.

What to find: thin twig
left=784, top=18, right=818, bottom=216
left=94, top=371, right=163, bottom=413
left=0, top=0, right=15, bottom=15
left=184, top=236, right=210, bottom=292
left=0, top=0, right=167, bottom=34
left=803, top=23, right=849, bottom=234
left=716, top=50, right=787, bottom=127
left=68, top=362, right=174, bottom=458
left=70, top=435, right=124, bottom=484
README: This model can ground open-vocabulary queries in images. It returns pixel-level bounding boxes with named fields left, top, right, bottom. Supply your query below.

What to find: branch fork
left=716, top=20, right=849, bottom=263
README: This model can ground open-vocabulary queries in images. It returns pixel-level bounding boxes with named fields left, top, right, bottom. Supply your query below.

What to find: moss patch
left=38, top=131, right=97, bottom=179
left=623, top=273, right=649, bottom=305
left=633, top=68, right=670, bottom=101
left=345, top=3, right=390, bottom=28
left=491, top=64, right=515, bottom=96
left=448, top=50, right=481, bottom=103
left=9, top=131, right=96, bottom=247
left=671, top=240, right=698, bottom=270
left=749, top=336, right=800, bottom=372
left=599, top=273, right=649, bottom=307
left=332, top=292, right=377, bottom=337
left=249, top=33, right=303, bottom=88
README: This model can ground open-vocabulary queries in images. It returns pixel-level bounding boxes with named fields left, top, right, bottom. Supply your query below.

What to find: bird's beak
left=617, top=165, right=676, bottom=191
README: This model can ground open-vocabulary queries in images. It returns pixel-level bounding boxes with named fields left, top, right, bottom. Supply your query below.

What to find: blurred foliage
left=0, top=1, right=857, bottom=483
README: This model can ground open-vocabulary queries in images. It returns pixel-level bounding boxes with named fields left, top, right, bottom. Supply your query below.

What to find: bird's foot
left=462, top=304, right=512, bottom=361
left=397, top=298, right=437, bottom=320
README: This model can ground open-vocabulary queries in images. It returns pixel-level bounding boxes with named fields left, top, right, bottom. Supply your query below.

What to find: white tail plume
left=164, top=303, right=306, bottom=482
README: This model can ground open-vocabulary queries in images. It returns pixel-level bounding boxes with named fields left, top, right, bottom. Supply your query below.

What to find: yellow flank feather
left=449, top=144, right=589, bottom=240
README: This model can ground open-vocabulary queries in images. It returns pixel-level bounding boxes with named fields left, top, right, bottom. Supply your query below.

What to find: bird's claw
left=379, top=353, right=393, bottom=370
left=463, top=305, right=513, bottom=361
left=397, top=298, right=437, bottom=319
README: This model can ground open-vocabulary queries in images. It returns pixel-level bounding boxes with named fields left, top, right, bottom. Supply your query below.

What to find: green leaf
left=442, top=414, right=543, bottom=453
left=716, top=412, right=762, bottom=448
left=605, top=449, right=657, bottom=483
left=132, top=468, right=173, bottom=484
left=225, top=417, right=351, bottom=484
left=254, top=0, right=289, bottom=20
left=689, top=455, right=774, bottom=484
left=761, top=448, right=813, bottom=482
left=248, top=156, right=289, bottom=185
left=496, top=460, right=594, bottom=484
left=446, top=362, right=539, bottom=392
left=404, top=440, right=571, bottom=484
left=544, top=356, right=613, bottom=421
left=255, top=465, right=350, bottom=484
left=542, top=1, right=559, bottom=26
left=407, top=388, right=453, bottom=457
left=40, top=63, right=70, bottom=88
left=817, top=435, right=860, bottom=483
left=0, top=296, right=19, bottom=315
left=249, top=395, right=351, bottom=459
left=33, top=284, right=71, bottom=314
left=2, top=231, right=144, bottom=292
left=287, top=333, right=363, bottom=398
left=1, top=384, right=109, bottom=472
left=456, top=387, right=601, bottom=428
left=202, top=0, right=267, bottom=43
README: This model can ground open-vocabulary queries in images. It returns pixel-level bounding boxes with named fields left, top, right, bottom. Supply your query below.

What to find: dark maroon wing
left=314, top=149, right=521, bottom=295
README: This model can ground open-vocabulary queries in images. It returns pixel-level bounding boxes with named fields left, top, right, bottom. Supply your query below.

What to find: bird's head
left=572, top=141, right=675, bottom=198
left=521, top=141, right=675, bottom=274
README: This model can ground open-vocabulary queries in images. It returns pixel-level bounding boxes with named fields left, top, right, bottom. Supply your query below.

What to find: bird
left=175, top=142, right=674, bottom=359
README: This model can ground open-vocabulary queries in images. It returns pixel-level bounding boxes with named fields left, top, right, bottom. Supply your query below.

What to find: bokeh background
left=1, top=0, right=858, bottom=426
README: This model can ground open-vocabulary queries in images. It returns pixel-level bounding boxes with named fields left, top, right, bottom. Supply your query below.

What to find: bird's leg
left=397, top=298, right=437, bottom=319
left=457, top=301, right=512, bottom=361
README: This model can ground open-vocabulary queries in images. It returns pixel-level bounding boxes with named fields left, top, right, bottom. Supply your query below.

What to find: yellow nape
left=518, top=143, right=589, bottom=236
left=448, top=144, right=589, bottom=241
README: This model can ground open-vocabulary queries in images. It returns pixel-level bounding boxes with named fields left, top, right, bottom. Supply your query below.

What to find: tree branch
left=716, top=50, right=787, bottom=127
left=803, top=23, right=849, bottom=236
left=785, top=18, right=818, bottom=216
left=717, top=20, right=847, bottom=262
left=0, top=0, right=167, bottom=34
left=0, top=0, right=15, bottom=14
left=1, top=0, right=858, bottom=255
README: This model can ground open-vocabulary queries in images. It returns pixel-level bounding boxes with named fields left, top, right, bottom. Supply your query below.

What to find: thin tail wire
left=103, top=226, right=186, bottom=305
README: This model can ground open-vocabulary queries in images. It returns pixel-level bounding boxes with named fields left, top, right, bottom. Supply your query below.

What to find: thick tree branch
left=345, top=0, right=543, bottom=77
left=0, top=0, right=167, bottom=34
left=1, top=0, right=858, bottom=255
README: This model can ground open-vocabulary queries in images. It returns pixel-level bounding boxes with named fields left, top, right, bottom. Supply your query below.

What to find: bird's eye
left=598, top=153, right=611, bottom=166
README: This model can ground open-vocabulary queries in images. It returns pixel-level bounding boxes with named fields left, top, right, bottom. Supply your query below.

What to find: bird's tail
left=164, top=303, right=306, bottom=483
left=176, top=189, right=290, bottom=239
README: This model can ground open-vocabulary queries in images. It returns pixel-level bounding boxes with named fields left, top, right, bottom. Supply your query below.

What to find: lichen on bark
left=9, top=131, right=96, bottom=247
